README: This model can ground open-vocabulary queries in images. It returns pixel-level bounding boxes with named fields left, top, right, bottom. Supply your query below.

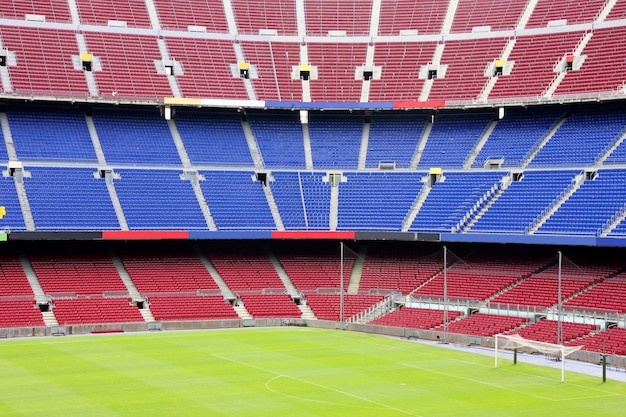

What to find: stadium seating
left=114, top=169, right=207, bottom=230
left=51, top=297, right=143, bottom=325
left=7, top=104, right=97, bottom=162
left=199, top=170, right=275, bottom=231
left=146, top=295, right=238, bottom=321
left=338, top=172, right=424, bottom=231
left=248, top=110, right=306, bottom=168
left=305, top=294, right=385, bottom=321
left=511, top=319, right=599, bottom=344
left=369, top=307, right=463, bottom=330
left=232, top=0, right=298, bottom=36
left=304, top=0, right=372, bottom=37
left=469, top=170, right=579, bottom=234
left=438, top=313, right=530, bottom=337
left=239, top=294, right=301, bottom=318
left=24, top=167, right=119, bottom=231
left=409, top=172, right=503, bottom=232
left=0, top=175, right=27, bottom=231
left=417, top=114, right=494, bottom=168
left=567, top=326, right=626, bottom=356
left=154, top=0, right=229, bottom=32
left=205, top=245, right=285, bottom=292
left=358, top=243, right=443, bottom=293
left=174, top=109, right=253, bottom=166
left=366, top=112, right=429, bottom=169
left=308, top=111, right=363, bottom=169
left=450, top=0, right=528, bottom=33
left=93, top=107, right=181, bottom=165
left=240, top=41, right=302, bottom=101
left=0, top=0, right=71, bottom=23
left=428, top=37, right=509, bottom=101
left=270, top=171, right=331, bottom=230
left=0, top=26, right=89, bottom=97
left=75, top=0, right=151, bottom=28
left=377, top=0, right=446, bottom=35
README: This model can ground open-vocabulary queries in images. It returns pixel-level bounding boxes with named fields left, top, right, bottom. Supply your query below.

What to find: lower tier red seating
left=52, top=298, right=143, bottom=325
left=0, top=300, right=45, bottom=328
left=239, top=294, right=302, bottom=318
left=146, top=295, right=238, bottom=321
left=305, top=294, right=385, bottom=321
left=369, top=307, right=462, bottom=330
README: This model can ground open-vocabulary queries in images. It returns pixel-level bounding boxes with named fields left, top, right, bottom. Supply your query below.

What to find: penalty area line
left=213, top=353, right=423, bottom=417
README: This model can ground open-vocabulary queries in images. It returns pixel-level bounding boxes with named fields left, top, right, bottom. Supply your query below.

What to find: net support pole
left=561, top=348, right=565, bottom=383
left=340, top=241, right=344, bottom=324
left=494, top=334, right=499, bottom=368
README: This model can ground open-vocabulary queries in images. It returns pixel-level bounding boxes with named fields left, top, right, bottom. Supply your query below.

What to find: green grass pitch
left=0, top=327, right=624, bottom=416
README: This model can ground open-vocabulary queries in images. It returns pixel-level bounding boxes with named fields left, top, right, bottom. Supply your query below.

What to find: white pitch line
left=213, top=353, right=423, bottom=417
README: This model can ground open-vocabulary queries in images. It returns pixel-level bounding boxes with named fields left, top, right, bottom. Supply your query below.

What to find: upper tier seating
left=555, top=27, right=626, bottom=97
left=164, top=37, right=249, bottom=100
left=240, top=41, right=302, bottom=101
left=429, top=38, right=509, bottom=101
left=24, top=167, right=119, bottom=231
left=154, top=0, right=229, bottom=32
left=0, top=26, right=89, bottom=97
left=0, top=0, right=71, bottom=23
left=377, top=0, right=446, bottom=36
left=75, top=0, right=151, bottom=28
left=232, top=0, right=297, bottom=36
left=8, top=104, right=96, bottom=162
left=84, top=31, right=172, bottom=100
left=525, top=0, right=607, bottom=28
left=450, top=0, right=528, bottom=33
left=304, top=0, right=372, bottom=36
left=337, top=172, right=424, bottom=231
left=488, top=31, right=585, bottom=99
left=369, top=307, right=463, bottom=330
left=270, top=171, right=331, bottom=230
left=307, top=43, right=368, bottom=102
left=368, top=41, right=439, bottom=102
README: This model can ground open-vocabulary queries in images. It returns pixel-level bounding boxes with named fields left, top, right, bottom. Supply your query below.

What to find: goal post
left=494, top=334, right=583, bottom=382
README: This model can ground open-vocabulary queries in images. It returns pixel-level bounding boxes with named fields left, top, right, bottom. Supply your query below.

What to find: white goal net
left=494, top=334, right=583, bottom=382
